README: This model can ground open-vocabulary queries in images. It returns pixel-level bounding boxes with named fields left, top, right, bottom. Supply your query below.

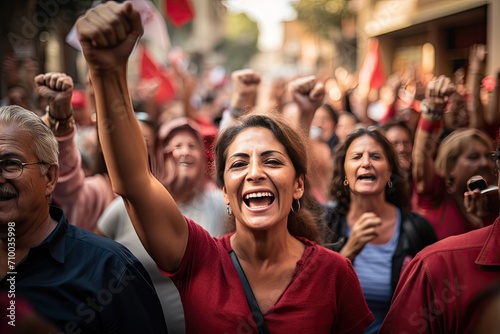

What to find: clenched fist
left=77, top=2, right=143, bottom=73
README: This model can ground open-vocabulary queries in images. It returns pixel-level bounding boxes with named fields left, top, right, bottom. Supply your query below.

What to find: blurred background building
left=357, top=0, right=497, bottom=78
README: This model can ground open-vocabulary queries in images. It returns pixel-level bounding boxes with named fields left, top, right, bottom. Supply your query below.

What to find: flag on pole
left=358, top=38, right=385, bottom=90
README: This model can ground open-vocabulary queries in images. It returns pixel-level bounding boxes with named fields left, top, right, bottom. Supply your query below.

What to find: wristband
left=419, top=116, right=442, bottom=132
left=46, top=106, right=75, bottom=132
left=420, top=99, right=443, bottom=121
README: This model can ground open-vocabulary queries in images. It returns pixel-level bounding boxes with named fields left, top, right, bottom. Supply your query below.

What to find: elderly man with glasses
left=0, top=105, right=167, bottom=333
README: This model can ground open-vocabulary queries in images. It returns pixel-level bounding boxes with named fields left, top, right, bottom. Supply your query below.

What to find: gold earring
left=387, top=180, right=393, bottom=188
left=343, top=176, right=349, bottom=187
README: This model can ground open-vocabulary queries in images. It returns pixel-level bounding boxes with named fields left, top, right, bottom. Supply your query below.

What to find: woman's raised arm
left=77, top=2, right=188, bottom=272
left=413, top=76, right=454, bottom=194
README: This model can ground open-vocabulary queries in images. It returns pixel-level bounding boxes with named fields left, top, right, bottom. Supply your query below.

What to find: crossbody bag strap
left=230, top=251, right=270, bottom=334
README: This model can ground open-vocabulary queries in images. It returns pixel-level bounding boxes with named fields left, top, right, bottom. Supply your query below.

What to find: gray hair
left=0, top=105, right=59, bottom=175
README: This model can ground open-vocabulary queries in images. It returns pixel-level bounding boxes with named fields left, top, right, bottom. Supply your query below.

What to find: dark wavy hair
left=331, top=126, right=410, bottom=214
left=215, top=113, right=324, bottom=243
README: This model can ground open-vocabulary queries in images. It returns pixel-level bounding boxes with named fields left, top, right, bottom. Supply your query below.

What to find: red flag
left=165, top=0, right=194, bottom=27
left=140, top=46, right=176, bottom=104
left=359, top=38, right=385, bottom=90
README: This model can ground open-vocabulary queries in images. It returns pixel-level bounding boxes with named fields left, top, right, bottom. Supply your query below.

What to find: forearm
left=298, top=108, right=315, bottom=135
left=90, top=66, right=188, bottom=271
left=53, top=128, right=79, bottom=177
left=90, top=67, right=150, bottom=196
left=182, top=80, right=196, bottom=120
left=466, top=65, right=484, bottom=128
left=230, top=92, right=256, bottom=110
left=225, top=94, right=256, bottom=127
left=357, top=96, right=373, bottom=126
left=339, top=246, right=356, bottom=262
left=485, top=71, right=500, bottom=125
left=413, top=116, right=440, bottom=194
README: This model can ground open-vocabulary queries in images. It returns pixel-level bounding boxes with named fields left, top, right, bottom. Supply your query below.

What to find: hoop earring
left=343, top=176, right=349, bottom=187
left=387, top=180, right=393, bottom=188
left=226, top=205, right=233, bottom=216
left=290, top=198, right=301, bottom=214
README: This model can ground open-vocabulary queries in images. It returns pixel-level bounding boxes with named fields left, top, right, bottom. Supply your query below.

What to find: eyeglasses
left=491, top=152, right=500, bottom=171
left=0, top=159, right=49, bottom=180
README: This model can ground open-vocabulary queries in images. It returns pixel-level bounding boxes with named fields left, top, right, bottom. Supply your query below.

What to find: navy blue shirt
left=1, top=206, right=168, bottom=333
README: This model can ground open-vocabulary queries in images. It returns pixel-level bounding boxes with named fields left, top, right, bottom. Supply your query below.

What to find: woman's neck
left=348, top=194, right=395, bottom=220
left=230, top=226, right=303, bottom=267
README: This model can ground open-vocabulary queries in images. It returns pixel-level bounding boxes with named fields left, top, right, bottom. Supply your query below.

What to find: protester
left=155, top=117, right=227, bottom=235
left=378, top=130, right=500, bottom=334
left=381, top=120, right=418, bottom=209
left=77, top=3, right=374, bottom=332
left=311, top=102, right=339, bottom=153
left=336, top=111, right=359, bottom=143
left=324, top=126, right=436, bottom=333
left=97, top=116, right=229, bottom=333
left=282, top=75, right=334, bottom=205
left=0, top=105, right=167, bottom=332
left=412, top=75, right=498, bottom=239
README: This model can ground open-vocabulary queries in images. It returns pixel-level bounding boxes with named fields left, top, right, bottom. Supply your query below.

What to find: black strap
left=230, top=251, right=270, bottom=334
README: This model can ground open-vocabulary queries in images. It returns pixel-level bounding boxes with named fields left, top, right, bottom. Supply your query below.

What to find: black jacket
left=323, top=208, right=437, bottom=295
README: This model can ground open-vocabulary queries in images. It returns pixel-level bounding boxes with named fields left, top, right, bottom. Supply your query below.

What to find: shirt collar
left=32, top=205, right=68, bottom=264
left=475, top=217, right=500, bottom=266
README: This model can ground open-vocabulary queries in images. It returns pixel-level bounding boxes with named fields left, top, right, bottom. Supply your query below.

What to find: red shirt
left=416, top=174, right=475, bottom=240
left=379, top=217, right=500, bottom=334
left=164, top=219, right=374, bottom=333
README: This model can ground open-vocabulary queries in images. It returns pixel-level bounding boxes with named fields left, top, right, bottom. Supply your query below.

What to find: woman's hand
left=340, top=212, right=382, bottom=261
left=424, top=75, right=455, bottom=118
left=464, top=189, right=491, bottom=227
left=230, top=69, right=261, bottom=111
left=77, top=1, right=143, bottom=74
left=288, top=75, right=325, bottom=133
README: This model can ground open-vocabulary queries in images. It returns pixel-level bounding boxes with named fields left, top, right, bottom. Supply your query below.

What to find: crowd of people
left=1, top=2, right=500, bottom=333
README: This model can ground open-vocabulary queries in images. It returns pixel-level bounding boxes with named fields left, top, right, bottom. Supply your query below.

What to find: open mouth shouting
left=243, top=191, right=275, bottom=210
left=357, top=173, right=377, bottom=182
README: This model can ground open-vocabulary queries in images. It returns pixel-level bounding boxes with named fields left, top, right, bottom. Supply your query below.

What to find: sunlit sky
left=223, top=0, right=298, bottom=51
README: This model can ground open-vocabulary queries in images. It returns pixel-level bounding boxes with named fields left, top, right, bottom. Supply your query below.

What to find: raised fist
left=77, top=2, right=143, bottom=73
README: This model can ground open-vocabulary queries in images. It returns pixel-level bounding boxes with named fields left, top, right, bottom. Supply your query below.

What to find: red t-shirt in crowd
left=415, top=173, right=490, bottom=240
left=379, top=217, right=500, bottom=334
left=163, top=218, right=374, bottom=333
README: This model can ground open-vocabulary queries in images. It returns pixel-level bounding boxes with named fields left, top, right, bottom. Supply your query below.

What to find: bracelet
left=420, top=99, right=443, bottom=121
left=46, top=106, right=75, bottom=132
left=419, top=117, right=442, bottom=132
left=229, top=107, right=245, bottom=119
